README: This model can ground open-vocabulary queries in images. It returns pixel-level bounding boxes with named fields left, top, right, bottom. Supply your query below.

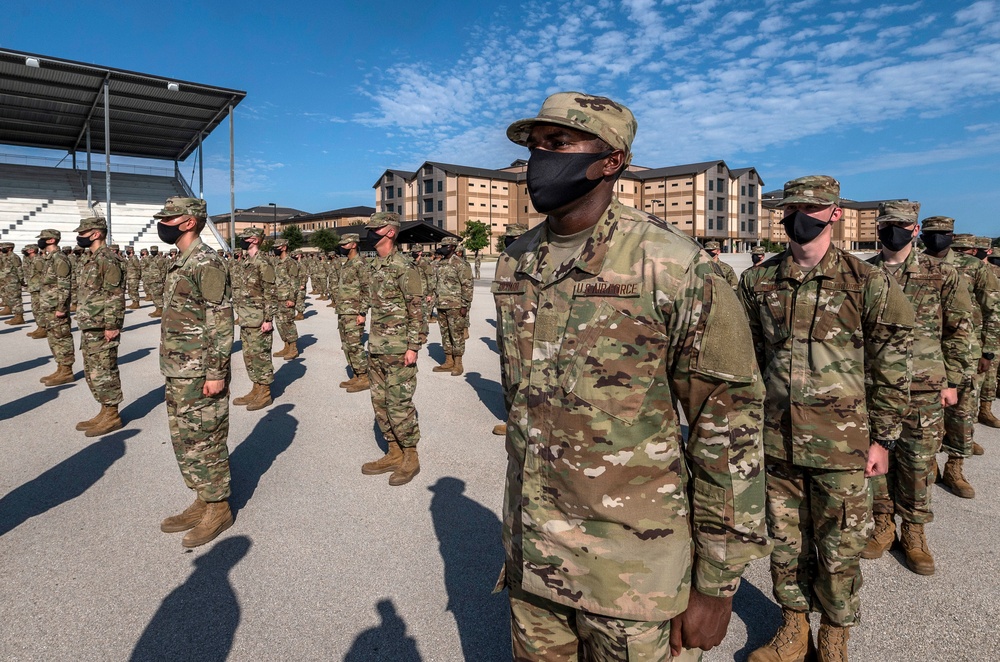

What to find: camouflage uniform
left=474, top=252, right=482, bottom=279
left=336, top=235, right=372, bottom=380
left=160, top=230, right=234, bottom=503
left=976, top=236, right=1000, bottom=404
left=37, top=231, right=75, bottom=368
left=750, top=245, right=767, bottom=266
left=144, top=246, right=166, bottom=312
left=230, top=249, right=246, bottom=314
left=235, top=229, right=277, bottom=389
left=75, top=218, right=126, bottom=409
left=498, top=93, right=769, bottom=659
left=293, top=252, right=307, bottom=317
left=411, top=250, right=434, bottom=338
left=25, top=248, right=43, bottom=326
left=866, top=203, right=975, bottom=528
left=434, top=237, right=473, bottom=361
left=704, top=240, right=738, bottom=289
left=0, top=243, right=25, bottom=318
left=64, top=247, right=77, bottom=310
left=272, top=240, right=300, bottom=347
left=124, top=249, right=142, bottom=307
left=325, top=251, right=342, bottom=309
left=738, top=176, right=914, bottom=628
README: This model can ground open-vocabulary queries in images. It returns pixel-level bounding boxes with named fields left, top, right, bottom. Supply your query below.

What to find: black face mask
left=77, top=236, right=94, bottom=249
left=436, top=247, right=451, bottom=257
left=921, top=232, right=953, bottom=254
left=975, top=248, right=990, bottom=260
left=781, top=210, right=831, bottom=245
left=878, top=225, right=913, bottom=252
left=37, top=239, right=49, bottom=249
left=526, top=149, right=613, bottom=214
left=239, top=239, right=252, bottom=251
left=273, top=249, right=283, bottom=257
left=156, top=221, right=184, bottom=245
left=988, top=256, right=1000, bottom=267
left=751, top=254, right=764, bottom=265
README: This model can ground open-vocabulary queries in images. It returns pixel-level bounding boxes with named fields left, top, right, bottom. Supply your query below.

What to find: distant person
left=704, top=240, right=737, bottom=288
left=36, top=229, right=76, bottom=386
left=124, top=245, right=141, bottom=309
left=271, top=239, right=300, bottom=360
left=491, top=223, right=526, bottom=438
left=750, top=245, right=766, bottom=266
left=155, top=197, right=235, bottom=548
left=432, top=237, right=473, bottom=376
left=972, top=236, right=1000, bottom=428
left=0, top=242, right=26, bottom=325
left=231, top=227, right=276, bottom=411
left=336, top=233, right=372, bottom=393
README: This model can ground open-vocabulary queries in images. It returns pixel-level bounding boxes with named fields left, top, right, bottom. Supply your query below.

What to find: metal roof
left=0, top=48, right=246, bottom=161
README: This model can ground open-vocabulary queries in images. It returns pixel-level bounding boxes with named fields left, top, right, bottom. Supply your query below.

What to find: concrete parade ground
left=1, top=258, right=999, bottom=661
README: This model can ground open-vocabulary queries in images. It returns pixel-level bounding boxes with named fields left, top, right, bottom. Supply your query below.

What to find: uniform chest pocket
left=758, top=288, right=792, bottom=346
left=562, top=302, right=666, bottom=424
left=810, top=287, right=860, bottom=344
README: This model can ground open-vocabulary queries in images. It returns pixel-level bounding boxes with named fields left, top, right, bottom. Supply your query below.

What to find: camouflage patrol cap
left=73, top=216, right=107, bottom=233
left=0, top=242, right=12, bottom=249
left=154, top=196, right=207, bottom=219
left=441, top=237, right=460, bottom=246
left=877, top=200, right=920, bottom=225
left=507, top=91, right=637, bottom=155
left=951, top=233, right=976, bottom=249
left=37, top=228, right=61, bottom=241
left=751, top=246, right=766, bottom=255
left=169, top=248, right=178, bottom=254
left=976, top=236, right=992, bottom=250
left=233, top=248, right=243, bottom=256
left=704, top=240, right=721, bottom=251
left=777, top=175, right=840, bottom=207
left=273, top=238, right=289, bottom=248
left=505, top=224, right=527, bottom=237
left=366, top=211, right=401, bottom=229
left=24, top=246, right=35, bottom=254
left=149, top=245, right=159, bottom=253
left=920, top=216, right=954, bottom=232
left=239, top=227, right=264, bottom=240
left=339, top=233, right=360, bottom=246
left=62, top=246, right=72, bottom=253
left=110, top=244, right=120, bottom=251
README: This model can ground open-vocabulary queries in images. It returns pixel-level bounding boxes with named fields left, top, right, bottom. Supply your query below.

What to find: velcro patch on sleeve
left=199, top=266, right=227, bottom=304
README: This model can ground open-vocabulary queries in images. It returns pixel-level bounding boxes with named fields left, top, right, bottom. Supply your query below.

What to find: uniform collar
left=776, top=243, right=841, bottom=283
left=171, top=237, right=203, bottom=270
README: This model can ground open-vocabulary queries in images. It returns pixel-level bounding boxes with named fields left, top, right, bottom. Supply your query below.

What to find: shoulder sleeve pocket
left=695, top=276, right=756, bottom=383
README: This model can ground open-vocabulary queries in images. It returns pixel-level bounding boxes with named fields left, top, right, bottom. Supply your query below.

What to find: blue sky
left=3, top=0, right=999, bottom=234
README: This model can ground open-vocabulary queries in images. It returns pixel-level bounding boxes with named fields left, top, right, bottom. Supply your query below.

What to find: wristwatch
left=873, top=438, right=898, bottom=451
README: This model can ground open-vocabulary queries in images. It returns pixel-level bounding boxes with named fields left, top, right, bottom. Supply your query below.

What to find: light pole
left=268, top=202, right=277, bottom=240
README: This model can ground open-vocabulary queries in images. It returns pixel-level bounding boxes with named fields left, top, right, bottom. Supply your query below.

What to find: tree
left=282, top=224, right=305, bottom=250
left=462, top=220, right=490, bottom=255
left=310, top=228, right=340, bottom=253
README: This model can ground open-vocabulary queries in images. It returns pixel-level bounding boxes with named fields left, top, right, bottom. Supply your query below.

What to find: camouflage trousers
left=981, top=358, right=998, bottom=401
left=338, top=315, right=368, bottom=376
left=508, top=585, right=701, bottom=662
left=29, top=291, right=41, bottom=322
left=275, top=306, right=299, bottom=344
left=81, top=330, right=123, bottom=406
left=870, top=391, right=941, bottom=524
left=764, top=458, right=872, bottom=627
left=943, top=370, right=985, bottom=458
left=126, top=277, right=141, bottom=305
left=165, top=376, right=232, bottom=502
left=239, top=324, right=274, bottom=385
left=1, top=281, right=23, bottom=314
left=369, top=353, right=419, bottom=448
left=147, top=281, right=164, bottom=306
left=44, top=311, right=75, bottom=366
left=295, top=288, right=306, bottom=315
left=438, top=307, right=466, bottom=356
left=420, top=298, right=432, bottom=338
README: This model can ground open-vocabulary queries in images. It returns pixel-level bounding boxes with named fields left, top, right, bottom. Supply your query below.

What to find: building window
left=437, top=200, right=443, bottom=212
left=672, top=183, right=678, bottom=187
left=424, top=180, right=433, bottom=194
left=749, top=201, right=756, bottom=214
left=718, top=216, right=725, bottom=228
left=708, top=199, right=714, bottom=211
left=708, top=180, right=714, bottom=192
left=749, top=184, right=756, bottom=196
left=468, top=202, right=474, bottom=207
left=741, top=203, right=746, bottom=214
left=717, top=178, right=724, bottom=192
left=717, top=197, right=725, bottom=210
left=708, top=218, right=714, bottom=230
left=741, top=221, right=746, bottom=232
left=741, top=185, right=746, bottom=196
left=437, top=219, right=443, bottom=228
left=717, top=164, right=724, bottom=173
left=438, top=181, right=443, bottom=192
left=748, top=219, right=756, bottom=233
left=424, top=165, right=432, bottom=175
left=524, top=206, right=528, bottom=213
left=387, top=203, right=394, bottom=212
left=386, top=187, right=394, bottom=199
left=424, top=199, right=433, bottom=213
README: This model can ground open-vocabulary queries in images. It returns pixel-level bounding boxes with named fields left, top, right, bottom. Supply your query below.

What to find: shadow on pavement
left=297, top=333, right=318, bottom=353
left=479, top=335, right=498, bottom=354
left=371, top=419, right=388, bottom=454
left=0, top=383, right=74, bottom=419
left=428, top=477, right=507, bottom=660
left=120, top=385, right=165, bottom=424
left=124, top=318, right=162, bottom=333
left=344, top=599, right=422, bottom=662
left=119, top=347, right=154, bottom=366
left=464, top=372, right=506, bottom=421
left=0, top=430, right=135, bottom=537
left=129, top=535, right=251, bottom=662
left=0, top=326, right=28, bottom=335
left=485, top=317, right=496, bottom=329
left=426, top=342, right=445, bottom=364
left=0, top=355, right=50, bottom=378
left=228, top=403, right=297, bottom=514
left=732, top=577, right=781, bottom=661
left=271, top=353, right=307, bottom=400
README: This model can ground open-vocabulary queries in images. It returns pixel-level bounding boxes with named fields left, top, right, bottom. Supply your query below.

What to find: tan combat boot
left=899, top=521, right=935, bottom=575
left=860, top=513, right=896, bottom=559
left=748, top=608, right=814, bottom=662
left=977, top=401, right=1000, bottom=428
left=160, top=497, right=207, bottom=533
left=433, top=355, right=454, bottom=372
left=128, top=300, right=140, bottom=310
left=75, top=405, right=106, bottom=431
left=0, top=305, right=10, bottom=315
left=388, top=447, right=420, bottom=486
left=492, top=423, right=507, bottom=436
left=4, top=313, right=25, bottom=325
left=182, top=500, right=233, bottom=548
left=42, top=364, right=74, bottom=386
left=27, top=326, right=47, bottom=339
left=246, top=384, right=272, bottom=411
left=294, top=312, right=304, bottom=321
left=232, top=383, right=260, bottom=406
left=283, top=341, right=299, bottom=360
left=450, top=355, right=464, bottom=376
left=972, top=442, right=984, bottom=456
left=362, top=441, right=403, bottom=475
left=327, top=301, right=336, bottom=309
left=942, top=457, right=975, bottom=498
left=149, top=307, right=162, bottom=318
left=145, top=293, right=153, bottom=301
left=463, top=326, right=469, bottom=340
left=816, top=618, right=848, bottom=662
left=273, top=342, right=291, bottom=358
left=339, top=375, right=358, bottom=389
left=39, top=365, right=62, bottom=384
left=346, top=374, right=370, bottom=393
left=85, top=405, right=123, bottom=437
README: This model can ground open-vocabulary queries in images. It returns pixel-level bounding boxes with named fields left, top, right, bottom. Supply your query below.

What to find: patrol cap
left=876, top=200, right=920, bottom=225
left=62, top=246, right=72, bottom=252
left=111, top=244, right=120, bottom=251
left=273, top=238, right=289, bottom=248
left=975, top=236, right=992, bottom=250
left=0, top=242, right=12, bottom=249
left=366, top=211, right=401, bottom=229
left=233, top=248, right=243, bottom=256
left=704, top=240, right=721, bottom=251
left=507, top=91, right=637, bottom=155
left=505, top=224, right=527, bottom=237
left=239, top=227, right=264, bottom=240
left=751, top=246, right=766, bottom=255
left=37, top=228, right=61, bottom=241
left=441, top=237, right=460, bottom=246
left=339, top=233, right=360, bottom=246
left=921, top=216, right=954, bottom=232
left=24, top=246, right=35, bottom=254
left=150, top=245, right=159, bottom=253
left=951, top=233, right=976, bottom=249
left=154, top=196, right=207, bottom=219
left=74, top=216, right=107, bottom=233
left=776, top=175, right=840, bottom=207
left=169, top=248, right=178, bottom=254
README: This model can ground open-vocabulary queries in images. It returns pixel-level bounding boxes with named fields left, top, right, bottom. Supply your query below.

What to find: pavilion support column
left=103, top=79, right=112, bottom=242
left=198, top=133, right=204, bottom=200
left=229, top=104, right=235, bottom=249
left=85, top=125, right=92, bottom=210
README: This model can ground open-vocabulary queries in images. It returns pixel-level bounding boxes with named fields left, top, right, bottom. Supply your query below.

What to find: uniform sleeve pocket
left=692, top=477, right=729, bottom=563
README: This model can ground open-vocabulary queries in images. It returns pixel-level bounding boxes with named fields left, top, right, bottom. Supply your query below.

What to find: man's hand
left=261, top=321, right=273, bottom=333
left=459, top=307, right=468, bottom=317
left=55, top=310, right=66, bottom=318
left=285, top=300, right=295, bottom=308
left=940, top=387, right=958, bottom=408
left=104, top=329, right=120, bottom=342
left=978, top=357, right=992, bottom=374
left=669, top=591, right=733, bottom=657
left=203, top=379, right=226, bottom=397
left=404, top=349, right=417, bottom=366
left=356, top=315, right=366, bottom=326
left=865, top=443, right=890, bottom=477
